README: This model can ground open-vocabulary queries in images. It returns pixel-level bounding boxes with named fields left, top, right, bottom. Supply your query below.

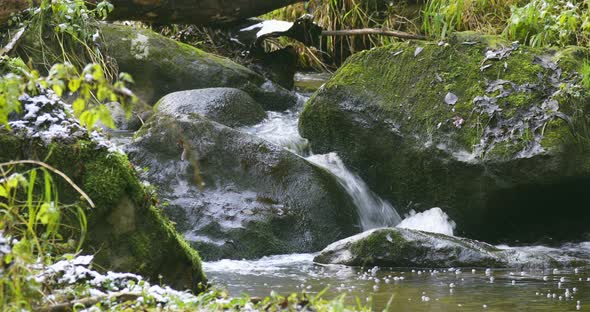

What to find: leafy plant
left=14, top=0, right=117, bottom=79
left=0, top=160, right=93, bottom=310
left=504, top=0, right=590, bottom=47
left=0, top=56, right=137, bottom=130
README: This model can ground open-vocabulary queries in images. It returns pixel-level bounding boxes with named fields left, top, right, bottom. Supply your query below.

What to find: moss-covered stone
left=314, top=228, right=585, bottom=268
left=126, top=112, right=359, bottom=260
left=0, top=131, right=207, bottom=291
left=100, top=24, right=297, bottom=110
left=300, top=33, right=590, bottom=243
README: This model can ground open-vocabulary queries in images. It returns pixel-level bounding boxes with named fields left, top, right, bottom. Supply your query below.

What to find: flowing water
left=204, top=252, right=590, bottom=311
left=306, top=153, right=402, bottom=230
left=209, top=72, right=590, bottom=311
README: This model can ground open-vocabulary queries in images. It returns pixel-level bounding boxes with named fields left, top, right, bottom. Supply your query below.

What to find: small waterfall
left=306, top=153, right=402, bottom=230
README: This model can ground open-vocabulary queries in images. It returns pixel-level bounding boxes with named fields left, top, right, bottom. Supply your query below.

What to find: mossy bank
left=0, top=131, right=207, bottom=291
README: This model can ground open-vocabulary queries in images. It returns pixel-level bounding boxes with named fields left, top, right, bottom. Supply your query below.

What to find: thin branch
left=0, top=160, right=95, bottom=208
left=0, top=26, right=26, bottom=56
left=36, top=291, right=141, bottom=312
left=321, top=28, right=426, bottom=40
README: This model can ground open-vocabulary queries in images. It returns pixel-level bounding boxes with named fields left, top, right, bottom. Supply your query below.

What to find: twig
left=321, top=28, right=426, bottom=40
left=0, top=26, right=26, bottom=56
left=36, top=291, right=141, bottom=312
left=0, top=160, right=95, bottom=208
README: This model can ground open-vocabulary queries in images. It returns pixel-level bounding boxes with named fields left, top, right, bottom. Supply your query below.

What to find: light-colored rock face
left=130, top=33, right=150, bottom=60
left=314, top=227, right=588, bottom=269
left=299, top=32, right=590, bottom=244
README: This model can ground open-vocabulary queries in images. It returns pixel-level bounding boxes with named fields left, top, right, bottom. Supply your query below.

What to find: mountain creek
left=108, top=72, right=590, bottom=311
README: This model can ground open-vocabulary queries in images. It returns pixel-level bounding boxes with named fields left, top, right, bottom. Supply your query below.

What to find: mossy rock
left=126, top=112, right=359, bottom=260
left=314, top=228, right=586, bottom=268
left=100, top=24, right=297, bottom=110
left=299, top=33, right=590, bottom=243
left=0, top=132, right=206, bottom=291
left=155, top=88, right=266, bottom=128
left=314, top=228, right=506, bottom=267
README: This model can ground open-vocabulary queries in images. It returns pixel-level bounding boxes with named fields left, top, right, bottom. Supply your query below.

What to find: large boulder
left=155, top=88, right=266, bottom=127
left=299, top=33, right=590, bottom=243
left=1, top=92, right=206, bottom=291
left=100, top=24, right=297, bottom=110
left=314, top=228, right=587, bottom=268
left=126, top=108, right=359, bottom=260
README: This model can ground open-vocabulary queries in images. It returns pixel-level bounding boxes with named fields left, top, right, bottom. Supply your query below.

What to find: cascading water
left=306, top=152, right=402, bottom=230
left=240, top=78, right=458, bottom=233
left=241, top=92, right=403, bottom=231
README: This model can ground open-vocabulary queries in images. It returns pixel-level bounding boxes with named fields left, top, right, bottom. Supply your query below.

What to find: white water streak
left=306, top=153, right=402, bottom=230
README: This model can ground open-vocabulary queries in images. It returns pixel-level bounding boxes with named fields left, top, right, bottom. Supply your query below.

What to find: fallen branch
left=0, top=26, right=26, bottom=56
left=321, top=28, right=426, bottom=40
left=0, top=0, right=304, bottom=26
left=36, top=291, right=141, bottom=312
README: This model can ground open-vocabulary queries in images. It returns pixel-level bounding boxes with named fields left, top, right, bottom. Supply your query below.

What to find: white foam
left=396, top=207, right=456, bottom=236
left=203, top=253, right=315, bottom=275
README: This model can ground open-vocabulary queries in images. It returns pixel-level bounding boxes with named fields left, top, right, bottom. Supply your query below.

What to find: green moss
left=300, top=32, right=590, bottom=242
left=311, top=33, right=583, bottom=159
left=0, top=131, right=207, bottom=291
left=350, top=230, right=406, bottom=267
left=83, top=151, right=143, bottom=211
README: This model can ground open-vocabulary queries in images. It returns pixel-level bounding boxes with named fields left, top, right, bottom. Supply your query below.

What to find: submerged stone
left=127, top=111, right=359, bottom=260
left=299, top=32, right=590, bottom=243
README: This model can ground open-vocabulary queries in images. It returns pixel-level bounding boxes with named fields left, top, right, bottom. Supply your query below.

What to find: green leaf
left=72, top=98, right=85, bottom=115
left=0, top=185, right=7, bottom=198
left=52, top=84, right=64, bottom=97
left=68, top=78, right=81, bottom=92
left=80, top=110, right=99, bottom=130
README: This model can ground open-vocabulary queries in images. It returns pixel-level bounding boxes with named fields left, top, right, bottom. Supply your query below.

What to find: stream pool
left=204, top=252, right=590, bottom=311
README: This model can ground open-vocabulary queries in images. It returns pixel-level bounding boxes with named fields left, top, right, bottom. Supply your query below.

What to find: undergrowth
left=8, top=0, right=116, bottom=79
left=0, top=160, right=91, bottom=310
left=504, top=0, right=590, bottom=47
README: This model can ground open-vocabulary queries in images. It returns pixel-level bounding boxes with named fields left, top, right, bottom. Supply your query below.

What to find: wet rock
left=126, top=112, right=358, bottom=260
left=249, top=46, right=298, bottom=90
left=299, top=33, right=590, bottom=243
left=314, top=228, right=588, bottom=268
left=100, top=24, right=297, bottom=110
left=314, top=228, right=506, bottom=268
left=155, top=88, right=266, bottom=127
left=0, top=91, right=206, bottom=291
